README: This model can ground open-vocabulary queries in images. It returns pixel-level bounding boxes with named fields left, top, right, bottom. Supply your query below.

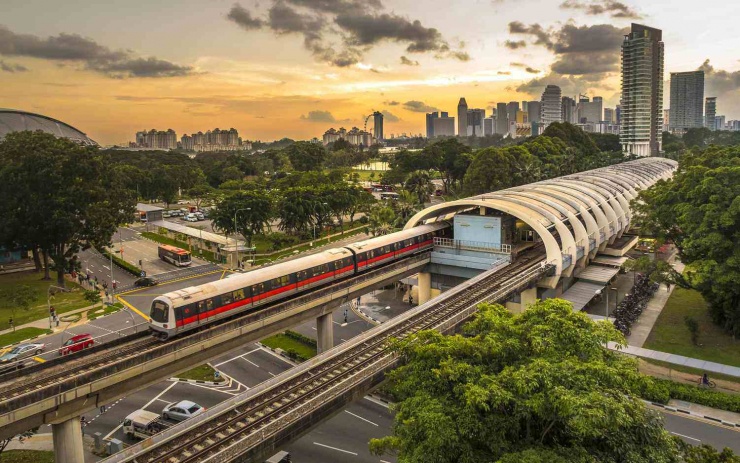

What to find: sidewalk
left=0, top=301, right=108, bottom=346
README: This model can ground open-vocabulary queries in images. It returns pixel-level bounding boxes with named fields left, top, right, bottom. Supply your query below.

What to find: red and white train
left=148, top=222, right=448, bottom=339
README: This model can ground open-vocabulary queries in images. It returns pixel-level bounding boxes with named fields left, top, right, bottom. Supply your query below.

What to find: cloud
left=225, top=2, right=467, bottom=67
left=508, top=21, right=553, bottom=48
left=497, top=71, right=511, bottom=75
left=227, top=3, right=265, bottom=30
left=0, top=25, right=192, bottom=78
left=698, top=60, right=740, bottom=116
left=381, top=110, right=400, bottom=122
left=300, top=110, right=339, bottom=122
left=560, top=0, right=642, bottom=19
left=0, top=60, right=28, bottom=73
left=525, top=67, right=540, bottom=74
left=400, top=56, right=419, bottom=66
left=504, top=40, right=527, bottom=50
left=384, top=100, right=400, bottom=106
left=403, top=100, right=438, bottom=113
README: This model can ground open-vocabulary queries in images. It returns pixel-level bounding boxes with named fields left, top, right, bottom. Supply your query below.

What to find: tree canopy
left=371, top=299, right=686, bottom=463
left=632, top=145, right=740, bottom=335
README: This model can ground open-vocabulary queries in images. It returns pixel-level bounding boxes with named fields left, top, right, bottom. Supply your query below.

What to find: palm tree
left=404, top=170, right=435, bottom=206
left=369, top=205, right=396, bottom=236
left=393, top=190, right=418, bottom=227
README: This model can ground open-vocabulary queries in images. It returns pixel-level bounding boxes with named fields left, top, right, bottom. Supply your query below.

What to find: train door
left=196, top=300, right=206, bottom=325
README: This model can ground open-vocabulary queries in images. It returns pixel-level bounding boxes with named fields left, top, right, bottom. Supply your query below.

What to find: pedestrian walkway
left=607, top=342, right=740, bottom=379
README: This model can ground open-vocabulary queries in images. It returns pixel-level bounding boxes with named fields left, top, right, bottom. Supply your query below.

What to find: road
left=661, top=410, right=740, bottom=453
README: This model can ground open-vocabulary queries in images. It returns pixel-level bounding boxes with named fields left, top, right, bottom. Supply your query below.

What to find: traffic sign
left=140, top=271, right=146, bottom=277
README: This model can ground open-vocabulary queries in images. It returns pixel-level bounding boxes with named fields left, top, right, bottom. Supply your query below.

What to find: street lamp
left=234, top=207, right=251, bottom=269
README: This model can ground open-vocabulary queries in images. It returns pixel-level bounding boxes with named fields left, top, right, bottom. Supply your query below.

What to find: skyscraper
left=578, top=96, right=603, bottom=123
left=561, top=97, right=576, bottom=124
left=426, top=112, right=438, bottom=138
left=496, top=103, right=508, bottom=134
left=373, top=111, right=384, bottom=142
left=457, top=98, right=468, bottom=136
left=604, top=108, right=616, bottom=124
left=669, top=71, right=704, bottom=131
left=527, top=101, right=541, bottom=123
left=705, top=97, right=717, bottom=129
left=467, top=108, right=485, bottom=136
left=433, top=113, right=455, bottom=137
left=621, top=23, right=664, bottom=156
left=540, top=85, right=562, bottom=128
left=506, top=102, right=520, bottom=125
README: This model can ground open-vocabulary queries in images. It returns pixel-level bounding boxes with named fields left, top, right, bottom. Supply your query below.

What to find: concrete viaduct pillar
left=52, top=416, right=84, bottom=463
left=520, top=287, right=537, bottom=310
left=316, top=312, right=333, bottom=354
left=417, top=272, right=432, bottom=305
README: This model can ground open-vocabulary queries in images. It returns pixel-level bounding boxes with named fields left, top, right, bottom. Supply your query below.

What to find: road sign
left=140, top=271, right=146, bottom=277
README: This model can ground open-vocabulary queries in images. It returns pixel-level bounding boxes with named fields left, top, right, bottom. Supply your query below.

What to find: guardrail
left=433, top=237, right=512, bottom=254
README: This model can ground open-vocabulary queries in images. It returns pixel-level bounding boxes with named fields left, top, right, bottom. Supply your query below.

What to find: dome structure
left=0, top=109, right=98, bottom=146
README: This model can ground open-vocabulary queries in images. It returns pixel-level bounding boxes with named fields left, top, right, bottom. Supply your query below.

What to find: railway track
left=128, top=247, right=548, bottom=463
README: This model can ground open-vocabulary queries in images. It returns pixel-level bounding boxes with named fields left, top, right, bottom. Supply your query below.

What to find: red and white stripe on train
left=148, top=222, right=449, bottom=339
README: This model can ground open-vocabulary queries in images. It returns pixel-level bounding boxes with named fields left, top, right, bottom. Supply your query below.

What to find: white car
left=194, top=212, right=205, bottom=221
left=185, top=214, right=198, bottom=222
left=162, top=400, right=205, bottom=422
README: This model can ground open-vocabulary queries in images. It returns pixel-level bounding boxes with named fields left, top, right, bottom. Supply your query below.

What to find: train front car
left=345, top=222, right=449, bottom=272
left=149, top=296, right=176, bottom=339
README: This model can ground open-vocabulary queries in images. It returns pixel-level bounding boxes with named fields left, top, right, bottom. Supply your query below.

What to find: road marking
left=152, top=398, right=171, bottom=404
left=345, top=410, right=378, bottom=426
left=364, top=396, right=389, bottom=409
left=242, top=358, right=259, bottom=368
left=180, top=381, right=236, bottom=395
left=220, top=270, right=228, bottom=280
left=380, top=460, right=392, bottom=463
left=32, top=356, right=46, bottom=363
left=313, top=442, right=358, bottom=455
left=657, top=408, right=740, bottom=432
left=670, top=432, right=701, bottom=442
left=258, top=346, right=294, bottom=365
left=116, top=296, right=149, bottom=320
left=103, top=382, right=178, bottom=439
left=213, top=348, right=260, bottom=367
left=103, top=265, right=110, bottom=271
left=116, top=269, right=222, bottom=296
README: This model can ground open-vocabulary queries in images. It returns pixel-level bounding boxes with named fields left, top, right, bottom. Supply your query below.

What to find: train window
left=196, top=301, right=205, bottom=314
left=368, top=250, right=375, bottom=258
left=273, top=275, right=289, bottom=287
left=233, top=289, right=245, bottom=301
left=324, top=263, right=330, bottom=273
left=222, top=293, right=233, bottom=305
left=206, top=299, right=214, bottom=311
left=253, top=283, right=264, bottom=295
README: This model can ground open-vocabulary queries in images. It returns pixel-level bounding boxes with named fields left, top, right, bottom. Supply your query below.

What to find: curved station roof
left=0, top=109, right=98, bottom=146
left=405, top=157, right=677, bottom=278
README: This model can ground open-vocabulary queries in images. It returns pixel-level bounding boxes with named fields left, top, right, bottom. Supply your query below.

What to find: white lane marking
left=103, top=265, right=110, bottom=270
left=153, top=398, right=171, bottom=404
left=103, top=382, right=178, bottom=439
left=364, top=396, right=390, bottom=409
left=345, top=410, right=378, bottom=426
left=313, top=442, right=358, bottom=455
left=380, top=460, right=392, bottom=463
left=268, top=371, right=276, bottom=377
left=671, top=432, right=701, bottom=442
left=213, top=348, right=260, bottom=367
left=258, top=346, right=294, bottom=365
left=180, top=382, right=237, bottom=395
left=242, top=358, right=259, bottom=368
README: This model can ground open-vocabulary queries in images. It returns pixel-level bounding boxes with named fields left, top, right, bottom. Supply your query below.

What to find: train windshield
left=150, top=300, right=169, bottom=323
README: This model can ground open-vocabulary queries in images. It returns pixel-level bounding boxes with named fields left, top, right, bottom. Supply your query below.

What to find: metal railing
left=434, top=237, right=512, bottom=254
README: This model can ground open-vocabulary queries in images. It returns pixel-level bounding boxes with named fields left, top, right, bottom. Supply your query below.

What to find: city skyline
left=1, top=0, right=739, bottom=144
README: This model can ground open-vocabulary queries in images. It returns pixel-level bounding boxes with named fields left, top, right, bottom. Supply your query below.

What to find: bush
left=641, top=378, right=740, bottom=413
left=359, top=216, right=369, bottom=224
left=684, top=316, right=700, bottom=345
left=98, top=248, right=140, bottom=276
left=285, top=330, right=317, bottom=347
left=265, top=233, right=299, bottom=252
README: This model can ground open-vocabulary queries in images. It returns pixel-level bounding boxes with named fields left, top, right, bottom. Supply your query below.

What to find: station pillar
left=520, top=287, right=537, bottom=310
left=417, top=272, right=432, bottom=305
left=52, top=416, right=84, bottom=463
left=317, top=312, right=333, bottom=354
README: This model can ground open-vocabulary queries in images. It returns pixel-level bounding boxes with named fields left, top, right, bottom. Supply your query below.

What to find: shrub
left=97, top=248, right=140, bottom=276
left=684, top=316, right=700, bottom=345
left=284, top=330, right=317, bottom=347
left=641, top=378, right=740, bottom=413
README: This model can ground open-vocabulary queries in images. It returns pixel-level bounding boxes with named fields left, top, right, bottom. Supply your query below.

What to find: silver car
left=162, top=400, right=205, bottom=422
left=0, top=343, right=45, bottom=368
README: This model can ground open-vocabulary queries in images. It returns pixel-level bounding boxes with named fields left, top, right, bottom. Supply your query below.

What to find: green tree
left=83, top=289, right=102, bottom=310
left=211, top=191, right=273, bottom=248
left=277, top=187, right=317, bottom=236
left=463, top=147, right=517, bottom=195
left=404, top=170, right=435, bottom=205
left=631, top=146, right=740, bottom=335
left=368, top=204, right=396, bottom=236
left=424, top=138, right=473, bottom=192
left=683, top=127, right=712, bottom=148
left=371, top=299, right=681, bottom=463
left=684, top=316, right=700, bottom=346
left=284, top=141, right=327, bottom=171
left=393, top=190, right=418, bottom=226
left=0, top=131, right=135, bottom=287
left=0, top=285, right=36, bottom=331
left=187, top=183, right=216, bottom=210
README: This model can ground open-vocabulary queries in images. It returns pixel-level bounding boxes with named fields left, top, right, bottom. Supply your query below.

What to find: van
left=122, top=410, right=169, bottom=439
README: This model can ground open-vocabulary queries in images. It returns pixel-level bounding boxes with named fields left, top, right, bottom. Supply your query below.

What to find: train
left=148, top=222, right=449, bottom=339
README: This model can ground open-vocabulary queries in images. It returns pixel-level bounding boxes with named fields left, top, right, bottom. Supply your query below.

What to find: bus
left=380, top=192, right=400, bottom=200
left=158, top=245, right=192, bottom=267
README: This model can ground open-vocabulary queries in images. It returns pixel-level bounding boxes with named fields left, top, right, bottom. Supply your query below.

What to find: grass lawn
left=643, top=287, right=740, bottom=368
left=253, top=227, right=366, bottom=265
left=350, top=169, right=385, bottom=181
left=176, top=364, right=225, bottom=382
left=0, top=450, right=55, bottom=463
left=261, top=333, right=317, bottom=361
left=87, top=302, right=123, bottom=321
left=0, top=327, right=50, bottom=348
left=0, top=271, right=88, bottom=330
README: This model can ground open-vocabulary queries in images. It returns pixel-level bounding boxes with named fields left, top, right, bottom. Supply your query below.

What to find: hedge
left=97, top=248, right=140, bottom=276
left=284, top=330, right=317, bottom=347
left=641, top=377, right=740, bottom=413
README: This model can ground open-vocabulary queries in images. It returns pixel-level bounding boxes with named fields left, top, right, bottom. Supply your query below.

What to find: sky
left=1, top=0, right=739, bottom=145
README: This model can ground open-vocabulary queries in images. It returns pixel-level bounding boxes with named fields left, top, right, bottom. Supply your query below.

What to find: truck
left=122, top=410, right=171, bottom=440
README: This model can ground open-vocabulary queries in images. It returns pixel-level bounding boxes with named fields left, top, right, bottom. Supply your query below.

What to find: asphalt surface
left=661, top=410, right=740, bottom=453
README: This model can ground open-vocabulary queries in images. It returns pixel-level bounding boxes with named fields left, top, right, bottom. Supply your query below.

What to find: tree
left=370, top=299, right=682, bottom=463
left=348, top=190, right=375, bottom=226
left=368, top=205, right=396, bottom=236
left=211, top=191, right=273, bottom=248
left=83, top=289, right=102, bottom=310
left=187, top=183, right=215, bottom=210
left=0, top=131, right=135, bottom=287
left=684, top=316, right=700, bottom=346
left=463, top=148, right=517, bottom=195
left=0, top=427, right=40, bottom=456
left=424, top=138, right=472, bottom=192
left=277, top=188, right=317, bottom=236
left=631, top=146, right=740, bottom=335
left=0, top=285, right=36, bottom=331
left=284, top=141, right=327, bottom=171
left=404, top=170, right=435, bottom=205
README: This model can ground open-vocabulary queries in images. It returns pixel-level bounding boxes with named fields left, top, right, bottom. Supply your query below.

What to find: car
left=184, top=213, right=198, bottom=222
left=162, top=211, right=171, bottom=218
left=194, top=212, right=204, bottom=221
left=0, top=343, right=45, bottom=366
left=59, top=334, right=94, bottom=356
left=162, top=400, right=205, bottom=422
left=134, top=276, right=158, bottom=287
left=179, top=208, right=188, bottom=215
left=170, top=210, right=181, bottom=217
left=177, top=199, right=189, bottom=205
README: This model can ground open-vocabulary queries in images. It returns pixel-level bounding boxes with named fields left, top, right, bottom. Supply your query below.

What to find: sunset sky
left=1, top=0, right=738, bottom=145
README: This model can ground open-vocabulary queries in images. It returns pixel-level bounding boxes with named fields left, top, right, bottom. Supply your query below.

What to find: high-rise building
left=669, top=71, right=704, bottom=131
left=467, top=108, right=485, bottom=136
left=705, top=97, right=717, bottom=129
left=561, top=97, right=576, bottom=124
left=426, top=112, right=438, bottom=138
left=496, top=103, right=508, bottom=134
left=506, top=102, right=520, bottom=125
left=578, top=96, right=603, bottom=123
left=716, top=115, right=725, bottom=131
left=604, top=108, right=616, bottom=124
left=540, top=85, right=562, bottom=129
left=457, top=98, right=468, bottom=136
left=179, top=128, right=246, bottom=152
left=484, top=117, right=494, bottom=136
left=526, top=101, right=541, bottom=123
left=621, top=23, right=664, bottom=156
left=322, top=127, right=372, bottom=146
left=134, top=129, right=177, bottom=150
left=616, top=105, right=622, bottom=125
left=433, top=114, right=455, bottom=137
left=663, top=109, right=670, bottom=132
left=373, top=111, right=384, bottom=142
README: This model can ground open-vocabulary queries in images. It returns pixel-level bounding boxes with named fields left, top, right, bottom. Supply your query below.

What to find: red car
left=59, top=334, right=94, bottom=356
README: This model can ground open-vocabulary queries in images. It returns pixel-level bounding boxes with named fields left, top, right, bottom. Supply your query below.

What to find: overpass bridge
left=0, top=158, right=676, bottom=462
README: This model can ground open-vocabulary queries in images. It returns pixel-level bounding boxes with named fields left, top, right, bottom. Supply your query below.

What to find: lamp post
left=610, top=287, right=618, bottom=317
left=234, top=207, right=251, bottom=269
